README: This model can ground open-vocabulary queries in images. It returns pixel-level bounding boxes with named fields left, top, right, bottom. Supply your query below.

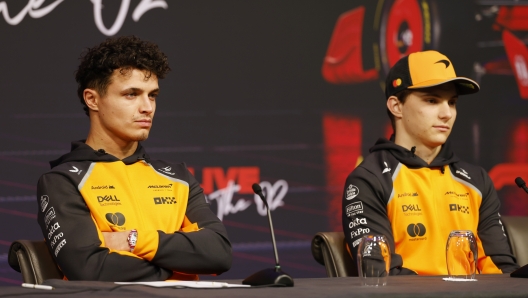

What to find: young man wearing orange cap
left=342, top=50, right=519, bottom=275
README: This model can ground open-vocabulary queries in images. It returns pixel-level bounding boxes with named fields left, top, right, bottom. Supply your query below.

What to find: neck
left=394, top=134, right=442, bottom=165
left=85, top=129, right=138, bottom=160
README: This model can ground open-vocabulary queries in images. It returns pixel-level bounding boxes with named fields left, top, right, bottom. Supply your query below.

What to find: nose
left=438, top=101, right=453, bottom=120
left=139, top=94, right=154, bottom=114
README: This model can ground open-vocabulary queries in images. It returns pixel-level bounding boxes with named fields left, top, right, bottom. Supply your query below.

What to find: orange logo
left=393, top=78, right=402, bottom=87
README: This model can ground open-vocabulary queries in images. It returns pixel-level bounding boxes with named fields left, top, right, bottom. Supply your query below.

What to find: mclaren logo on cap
left=435, top=59, right=450, bottom=68
left=392, top=78, right=402, bottom=87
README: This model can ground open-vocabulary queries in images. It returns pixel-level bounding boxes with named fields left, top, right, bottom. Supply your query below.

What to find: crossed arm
left=37, top=172, right=232, bottom=281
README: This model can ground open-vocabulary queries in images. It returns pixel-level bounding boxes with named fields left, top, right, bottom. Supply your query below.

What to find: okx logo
left=154, top=197, right=177, bottom=205
left=105, top=212, right=126, bottom=226
left=407, top=223, right=427, bottom=240
left=449, top=204, right=469, bottom=214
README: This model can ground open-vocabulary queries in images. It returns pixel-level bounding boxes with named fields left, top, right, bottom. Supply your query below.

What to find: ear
left=83, top=89, right=99, bottom=112
left=387, top=96, right=403, bottom=119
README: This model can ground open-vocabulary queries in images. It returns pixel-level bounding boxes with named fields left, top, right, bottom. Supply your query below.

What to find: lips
left=135, top=119, right=152, bottom=128
left=434, top=125, right=450, bottom=132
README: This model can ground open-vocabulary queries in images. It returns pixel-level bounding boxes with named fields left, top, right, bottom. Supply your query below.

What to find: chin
left=132, top=132, right=149, bottom=142
left=427, top=137, right=448, bottom=148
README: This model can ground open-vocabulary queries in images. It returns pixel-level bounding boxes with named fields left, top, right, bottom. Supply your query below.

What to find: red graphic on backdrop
left=323, top=114, right=362, bottom=231
left=489, top=164, right=528, bottom=191
left=187, top=166, right=288, bottom=220
left=495, top=6, right=528, bottom=31
left=322, top=6, right=378, bottom=84
left=323, top=1, right=528, bottom=100
left=200, top=167, right=259, bottom=194
left=383, top=0, right=424, bottom=68
left=503, top=30, right=528, bottom=99
left=490, top=120, right=528, bottom=215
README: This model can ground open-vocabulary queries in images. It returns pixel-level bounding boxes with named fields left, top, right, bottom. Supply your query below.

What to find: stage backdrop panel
left=0, top=0, right=527, bottom=285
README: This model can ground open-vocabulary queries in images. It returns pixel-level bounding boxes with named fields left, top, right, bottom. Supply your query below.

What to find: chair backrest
left=8, top=240, right=64, bottom=284
left=501, top=216, right=528, bottom=267
left=311, top=232, right=358, bottom=277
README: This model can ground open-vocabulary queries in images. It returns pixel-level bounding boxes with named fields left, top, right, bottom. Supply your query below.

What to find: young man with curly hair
left=36, top=36, right=232, bottom=281
left=342, top=50, right=519, bottom=275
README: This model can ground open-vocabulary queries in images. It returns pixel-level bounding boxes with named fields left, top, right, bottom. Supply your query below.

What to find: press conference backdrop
left=0, top=0, right=527, bottom=285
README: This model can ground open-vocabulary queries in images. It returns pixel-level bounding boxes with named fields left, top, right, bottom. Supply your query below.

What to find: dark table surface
left=1, top=274, right=528, bottom=297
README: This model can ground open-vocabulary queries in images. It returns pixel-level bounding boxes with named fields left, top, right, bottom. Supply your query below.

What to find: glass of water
left=356, top=234, right=391, bottom=286
left=446, top=230, right=478, bottom=280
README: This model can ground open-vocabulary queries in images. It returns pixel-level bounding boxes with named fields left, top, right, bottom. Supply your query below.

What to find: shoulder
left=345, top=151, right=397, bottom=197
left=449, top=160, right=492, bottom=192
left=350, top=150, right=399, bottom=180
left=147, top=160, right=192, bottom=182
left=40, top=161, right=94, bottom=185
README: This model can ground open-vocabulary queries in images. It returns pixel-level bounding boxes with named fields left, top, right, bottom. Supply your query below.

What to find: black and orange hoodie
left=37, top=141, right=232, bottom=281
left=342, top=137, right=519, bottom=275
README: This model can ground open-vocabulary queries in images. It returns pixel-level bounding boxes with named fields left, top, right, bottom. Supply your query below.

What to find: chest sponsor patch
left=91, top=185, right=115, bottom=190
left=401, top=204, right=423, bottom=216
left=449, top=204, right=469, bottom=214
left=97, top=195, right=122, bottom=206
left=345, top=184, right=359, bottom=200
left=445, top=191, right=469, bottom=200
left=407, top=223, right=427, bottom=241
left=398, top=192, right=418, bottom=198
left=154, top=197, right=177, bottom=205
left=105, top=212, right=126, bottom=226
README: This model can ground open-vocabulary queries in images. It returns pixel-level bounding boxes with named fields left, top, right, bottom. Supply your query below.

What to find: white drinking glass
left=356, top=234, right=391, bottom=286
left=446, top=230, right=478, bottom=280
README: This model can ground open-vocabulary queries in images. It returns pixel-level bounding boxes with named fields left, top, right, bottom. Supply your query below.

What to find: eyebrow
left=418, top=92, right=458, bottom=99
left=122, top=87, right=160, bottom=93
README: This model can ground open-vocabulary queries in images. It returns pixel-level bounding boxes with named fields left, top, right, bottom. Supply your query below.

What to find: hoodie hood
left=369, top=137, right=459, bottom=168
left=49, top=140, right=150, bottom=168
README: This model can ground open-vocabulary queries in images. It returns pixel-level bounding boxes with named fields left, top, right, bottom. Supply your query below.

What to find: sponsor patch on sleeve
left=345, top=184, right=359, bottom=200
left=40, top=195, right=49, bottom=212
left=345, top=201, right=364, bottom=217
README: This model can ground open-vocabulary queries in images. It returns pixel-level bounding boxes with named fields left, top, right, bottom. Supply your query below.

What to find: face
left=89, top=68, right=159, bottom=145
left=395, top=83, right=458, bottom=149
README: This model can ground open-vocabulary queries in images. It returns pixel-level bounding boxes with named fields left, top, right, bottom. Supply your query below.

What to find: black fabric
left=49, top=140, right=148, bottom=168
left=368, top=137, right=459, bottom=168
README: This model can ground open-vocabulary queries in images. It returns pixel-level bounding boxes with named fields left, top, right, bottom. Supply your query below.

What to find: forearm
left=37, top=173, right=173, bottom=281
left=478, top=172, right=519, bottom=273
left=142, top=169, right=231, bottom=273
left=342, top=170, right=415, bottom=275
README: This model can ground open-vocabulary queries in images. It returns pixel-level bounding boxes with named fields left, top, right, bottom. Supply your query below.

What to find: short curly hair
left=75, top=35, right=171, bottom=115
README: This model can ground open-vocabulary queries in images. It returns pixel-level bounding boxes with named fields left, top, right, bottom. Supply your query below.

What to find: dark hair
left=75, top=35, right=171, bottom=116
left=387, top=89, right=412, bottom=132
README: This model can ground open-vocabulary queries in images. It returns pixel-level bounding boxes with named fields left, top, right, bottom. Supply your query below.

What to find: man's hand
left=102, top=231, right=131, bottom=251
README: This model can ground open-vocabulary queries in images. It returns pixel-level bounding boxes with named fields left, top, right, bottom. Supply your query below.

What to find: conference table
left=1, top=274, right=528, bottom=297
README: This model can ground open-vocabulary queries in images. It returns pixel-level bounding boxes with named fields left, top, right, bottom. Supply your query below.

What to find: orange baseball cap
left=385, top=50, right=479, bottom=98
